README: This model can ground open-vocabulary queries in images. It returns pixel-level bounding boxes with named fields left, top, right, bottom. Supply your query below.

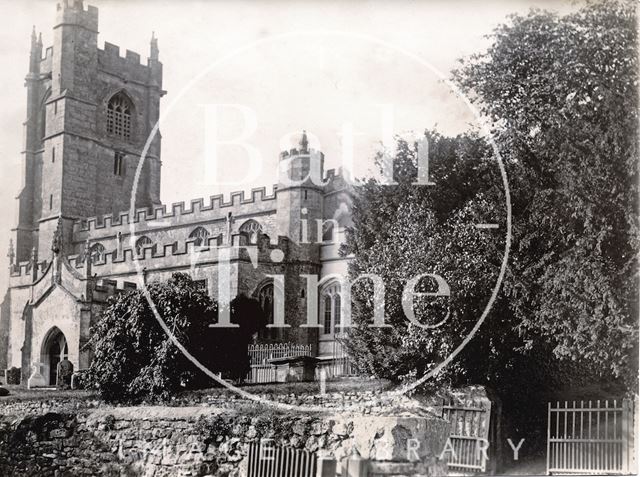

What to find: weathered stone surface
left=0, top=401, right=449, bottom=477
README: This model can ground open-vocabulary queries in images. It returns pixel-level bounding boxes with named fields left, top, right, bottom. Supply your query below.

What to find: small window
left=89, top=243, right=106, bottom=264
left=239, top=219, right=263, bottom=244
left=49, top=194, right=53, bottom=210
left=113, top=152, right=125, bottom=176
left=52, top=147, right=55, bottom=163
left=53, top=101, right=57, bottom=115
left=188, top=226, right=210, bottom=246
left=304, top=190, right=308, bottom=200
left=135, top=236, right=153, bottom=256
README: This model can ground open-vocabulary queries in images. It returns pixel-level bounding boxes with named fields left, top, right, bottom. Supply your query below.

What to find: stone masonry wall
left=0, top=400, right=450, bottom=477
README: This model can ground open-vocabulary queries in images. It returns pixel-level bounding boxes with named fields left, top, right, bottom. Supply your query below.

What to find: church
left=0, top=1, right=352, bottom=386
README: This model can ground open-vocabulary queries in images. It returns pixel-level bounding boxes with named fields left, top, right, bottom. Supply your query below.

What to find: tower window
left=52, top=147, right=55, bottom=163
left=113, top=152, right=125, bottom=176
left=49, top=194, right=53, bottom=210
left=106, top=92, right=132, bottom=139
left=304, top=190, right=308, bottom=200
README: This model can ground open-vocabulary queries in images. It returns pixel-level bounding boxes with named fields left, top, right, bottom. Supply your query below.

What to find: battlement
left=99, top=41, right=161, bottom=83
left=73, top=186, right=278, bottom=234
left=323, top=167, right=352, bottom=190
left=56, top=1, right=99, bottom=32
left=93, top=277, right=137, bottom=298
left=65, top=232, right=300, bottom=280
left=279, top=147, right=325, bottom=161
left=8, top=259, right=50, bottom=279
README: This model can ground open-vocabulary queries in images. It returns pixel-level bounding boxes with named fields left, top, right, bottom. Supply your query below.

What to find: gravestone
left=27, top=362, right=46, bottom=388
left=269, top=355, right=318, bottom=382
left=57, top=358, right=74, bottom=390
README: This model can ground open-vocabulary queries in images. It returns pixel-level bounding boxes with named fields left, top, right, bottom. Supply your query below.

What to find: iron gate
left=246, top=441, right=317, bottom=477
left=547, top=399, right=635, bottom=475
left=442, top=401, right=492, bottom=473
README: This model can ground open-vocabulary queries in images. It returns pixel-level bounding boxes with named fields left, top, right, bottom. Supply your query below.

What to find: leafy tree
left=454, top=0, right=638, bottom=387
left=345, top=0, right=638, bottom=396
left=85, top=273, right=265, bottom=402
left=344, top=133, right=513, bottom=386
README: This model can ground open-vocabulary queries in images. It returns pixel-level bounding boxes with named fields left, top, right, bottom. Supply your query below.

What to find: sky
left=0, top=0, right=583, bottom=292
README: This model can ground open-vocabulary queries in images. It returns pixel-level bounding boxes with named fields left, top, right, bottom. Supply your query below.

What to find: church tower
left=276, top=131, right=325, bottom=245
left=13, top=0, right=164, bottom=263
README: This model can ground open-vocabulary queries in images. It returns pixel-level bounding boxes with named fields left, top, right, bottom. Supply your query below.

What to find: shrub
left=85, top=273, right=266, bottom=403
left=85, top=273, right=216, bottom=402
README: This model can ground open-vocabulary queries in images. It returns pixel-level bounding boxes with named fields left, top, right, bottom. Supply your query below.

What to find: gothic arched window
left=106, top=92, right=133, bottom=139
left=188, top=226, right=209, bottom=246
left=89, top=243, right=106, bottom=264
left=135, top=236, right=152, bottom=256
left=323, top=295, right=332, bottom=334
left=239, top=219, right=263, bottom=244
left=320, top=282, right=342, bottom=336
left=258, top=283, right=274, bottom=325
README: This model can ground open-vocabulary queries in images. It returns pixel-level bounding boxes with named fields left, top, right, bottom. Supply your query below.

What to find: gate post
left=341, top=450, right=368, bottom=477
left=622, top=398, right=632, bottom=474
left=317, top=456, right=337, bottom=477
left=546, top=402, right=551, bottom=475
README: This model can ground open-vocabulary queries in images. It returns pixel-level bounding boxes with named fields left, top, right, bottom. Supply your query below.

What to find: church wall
left=5, top=287, right=31, bottom=370
left=0, top=290, right=10, bottom=370
left=30, top=286, right=82, bottom=379
left=2, top=2, right=360, bottom=374
left=71, top=187, right=278, bottom=245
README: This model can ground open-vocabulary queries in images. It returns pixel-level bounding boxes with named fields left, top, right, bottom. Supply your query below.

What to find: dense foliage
left=345, top=0, right=638, bottom=392
left=344, top=133, right=515, bottom=387
left=86, top=273, right=266, bottom=402
left=453, top=0, right=638, bottom=387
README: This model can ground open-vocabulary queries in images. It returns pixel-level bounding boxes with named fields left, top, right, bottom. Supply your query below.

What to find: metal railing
left=245, top=343, right=312, bottom=384
left=246, top=441, right=317, bottom=477
left=547, top=399, right=635, bottom=475
left=316, top=339, right=357, bottom=380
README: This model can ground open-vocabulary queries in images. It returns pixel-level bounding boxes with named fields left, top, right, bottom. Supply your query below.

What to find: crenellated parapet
left=91, top=278, right=137, bottom=303
left=279, top=147, right=325, bottom=162
left=56, top=1, right=98, bottom=32
left=73, top=186, right=278, bottom=235
left=99, top=41, right=162, bottom=86
left=8, top=259, right=51, bottom=284
left=62, top=231, right=314, bottom=280
left=322, top=167, right=352, bottom=192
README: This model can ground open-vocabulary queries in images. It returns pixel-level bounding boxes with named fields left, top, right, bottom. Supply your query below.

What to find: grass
left=175, top=376, right=394, bottom=401
left=0, top=377, right=395, bottom=407
left=0, top=384, right=97, bottom=402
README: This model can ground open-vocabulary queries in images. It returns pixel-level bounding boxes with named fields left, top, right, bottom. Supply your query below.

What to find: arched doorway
left=41, top=327, right=68, bottom=386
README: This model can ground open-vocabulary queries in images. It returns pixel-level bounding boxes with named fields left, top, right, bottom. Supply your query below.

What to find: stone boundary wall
left=0, top=401, right=449, bottom=477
